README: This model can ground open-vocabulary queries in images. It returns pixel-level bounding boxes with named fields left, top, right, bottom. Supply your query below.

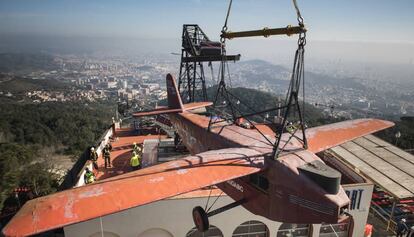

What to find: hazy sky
left=1, top=0, right=413, bottom=42
left=1, top=0, right=414, bottom=64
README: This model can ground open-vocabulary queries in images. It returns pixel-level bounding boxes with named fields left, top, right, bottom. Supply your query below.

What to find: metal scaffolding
left=178, top=24, right=240, bottom=103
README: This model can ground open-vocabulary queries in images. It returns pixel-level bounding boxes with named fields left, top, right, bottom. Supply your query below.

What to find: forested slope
left=0, top=100, right=115, bottom=211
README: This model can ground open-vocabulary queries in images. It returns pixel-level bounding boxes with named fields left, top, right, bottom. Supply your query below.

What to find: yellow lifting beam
left=221, top=25, right=306, bottom=39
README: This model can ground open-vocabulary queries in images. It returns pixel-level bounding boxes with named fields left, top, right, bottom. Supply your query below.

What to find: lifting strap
left=273, top=0, right=308, bottom=158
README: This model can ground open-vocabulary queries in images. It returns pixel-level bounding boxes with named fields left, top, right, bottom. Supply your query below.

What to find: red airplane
left=2, top=74, right=394, bottom=236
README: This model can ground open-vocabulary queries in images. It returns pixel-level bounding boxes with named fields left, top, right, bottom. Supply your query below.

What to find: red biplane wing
left=2, top=148, right=264, bottom=237
left=184, top=101, right=213, bottom=111
left=305, top=118, right=394, bottom=153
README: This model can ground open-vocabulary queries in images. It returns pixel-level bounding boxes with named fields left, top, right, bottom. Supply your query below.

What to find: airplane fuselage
left=169, top=111, right=350, bottom=224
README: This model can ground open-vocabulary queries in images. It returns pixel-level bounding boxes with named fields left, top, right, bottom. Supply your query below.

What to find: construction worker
left=103, top=143, right=111, bottom=168
left=133, top=142, right=141, bottom=154
left=396, top=218, right=409, bottom=237
left=84, top=167, right=95, bottom=184
left=286, top=122, right=299, bottom=134
left=130, top=151, right=141, bottom=171
left=89, top=147, right=98, bottom=170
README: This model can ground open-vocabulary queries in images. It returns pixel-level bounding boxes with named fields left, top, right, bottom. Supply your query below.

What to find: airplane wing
left=184, top=101, right=213, bottom=111
left=133, top=106, right=183, bottom=117
left=2, top=148, right=264, bottom=237
left=305, top=118, right=394, bottom=153
left=133, top=102, right=213, bottom=117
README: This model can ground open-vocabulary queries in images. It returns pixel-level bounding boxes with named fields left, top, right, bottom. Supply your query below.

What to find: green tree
left=376, top=116, right=414, bottom=151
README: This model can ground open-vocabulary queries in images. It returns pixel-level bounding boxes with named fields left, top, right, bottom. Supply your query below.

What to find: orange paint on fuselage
left=169, top=111, right=349, bottom=223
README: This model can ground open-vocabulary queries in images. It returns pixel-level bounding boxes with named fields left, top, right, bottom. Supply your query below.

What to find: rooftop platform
left=93, top=127, right=219, bottom=199
left=94, top=127, right=167, bottom=180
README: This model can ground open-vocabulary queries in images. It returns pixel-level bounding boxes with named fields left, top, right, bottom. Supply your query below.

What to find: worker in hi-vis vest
left=84, top=167, right=95, bottom=184
left=130, top=151, right=141, bottom=171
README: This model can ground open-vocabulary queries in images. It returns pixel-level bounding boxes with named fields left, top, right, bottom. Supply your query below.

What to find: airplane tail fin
left=133, top=74, right=212, bottom=117
left=166, top=73, right=184, bottom=110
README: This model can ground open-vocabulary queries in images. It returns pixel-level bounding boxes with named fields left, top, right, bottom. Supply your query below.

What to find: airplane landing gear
left=192, top=199, right=246, bottom=232
left=192, top=206, right=209, bottom=232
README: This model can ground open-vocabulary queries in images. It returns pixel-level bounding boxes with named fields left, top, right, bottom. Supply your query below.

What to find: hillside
left=0, top=100, right=116, bottom=211
left=376, top=116, right=414, bottom=152
left=0, top=101, right=115, bottom=155
left=205, top=86, right=413, bottom=152
left=203, top=86, right=334, bottom=126
left=232, top=60, right=367, bottom=94
left=0, top=53, right=59, bottom=73
left=0, top=76, right=69, bottom=93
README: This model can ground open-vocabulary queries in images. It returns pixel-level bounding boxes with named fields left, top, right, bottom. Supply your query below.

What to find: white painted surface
left=75, top=127, right=113, bottom=187
left=344, top=183, right=374, bottom=237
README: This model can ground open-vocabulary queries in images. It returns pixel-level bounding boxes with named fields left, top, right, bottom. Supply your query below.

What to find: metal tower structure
left=178, top=24, right=240, bottom=103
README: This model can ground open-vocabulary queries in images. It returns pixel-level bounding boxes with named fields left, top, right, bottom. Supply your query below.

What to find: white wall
left=344, top=183, right=374, bottom=237
left=74, top=127, right=113, bottom=187
left=65, top=195, right=278, bottom=237
left=75, top=162, right=93, bottom=187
